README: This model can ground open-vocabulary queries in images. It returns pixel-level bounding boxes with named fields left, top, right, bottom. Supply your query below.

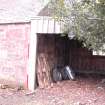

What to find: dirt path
left=0, top=74, right=105, bottom=105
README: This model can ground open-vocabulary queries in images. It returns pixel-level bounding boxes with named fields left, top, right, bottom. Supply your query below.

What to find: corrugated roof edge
left=0, top=16, right=55, bottom=24
left=0, top=20, right=31, bottom=25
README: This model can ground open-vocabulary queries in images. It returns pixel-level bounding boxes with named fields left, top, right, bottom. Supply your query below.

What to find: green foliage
left=49, top=0, right=105, bottom=51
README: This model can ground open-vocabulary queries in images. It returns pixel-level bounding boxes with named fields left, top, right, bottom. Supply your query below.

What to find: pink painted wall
left=0, top=23, right=30, bottom=88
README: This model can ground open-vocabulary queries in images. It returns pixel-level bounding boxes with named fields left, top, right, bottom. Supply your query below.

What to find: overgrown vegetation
left=49, top=0, right=105, bottom=51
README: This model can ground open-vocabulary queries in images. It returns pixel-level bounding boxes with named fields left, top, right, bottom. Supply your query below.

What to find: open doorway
left=35, top=33, right=105, bottom=88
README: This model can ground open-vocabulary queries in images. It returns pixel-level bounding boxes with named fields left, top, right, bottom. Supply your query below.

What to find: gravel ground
left=0, top=74, right=105, bottom=105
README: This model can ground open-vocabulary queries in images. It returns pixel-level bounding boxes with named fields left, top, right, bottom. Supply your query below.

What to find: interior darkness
left=36, top=34, right=105, bottom=87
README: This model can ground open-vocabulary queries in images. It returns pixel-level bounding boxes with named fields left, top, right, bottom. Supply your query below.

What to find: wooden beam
left=28, top=20, right=37, bottom=91
left=31, top=16, right=62, bottom=34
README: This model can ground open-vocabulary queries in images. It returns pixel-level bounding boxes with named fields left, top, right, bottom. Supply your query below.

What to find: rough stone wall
left=0, top=23, right=30, bottom=88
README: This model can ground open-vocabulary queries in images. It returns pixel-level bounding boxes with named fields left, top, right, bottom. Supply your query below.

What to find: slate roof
left=0, top=0, right=49, bottom=23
